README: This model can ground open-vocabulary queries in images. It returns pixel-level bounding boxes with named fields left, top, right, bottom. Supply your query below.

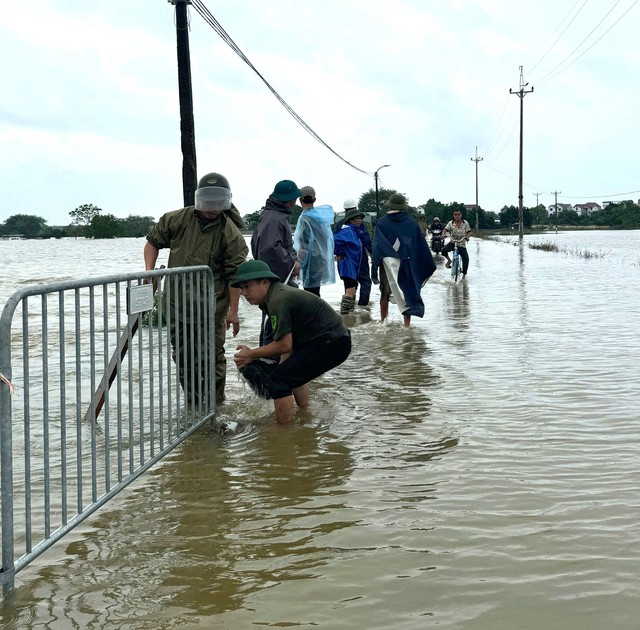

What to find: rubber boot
left=340, top=295, right=356, bottom=314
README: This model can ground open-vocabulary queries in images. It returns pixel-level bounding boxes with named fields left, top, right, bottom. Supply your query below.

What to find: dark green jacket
left=147, top=206, right=248, bottom=316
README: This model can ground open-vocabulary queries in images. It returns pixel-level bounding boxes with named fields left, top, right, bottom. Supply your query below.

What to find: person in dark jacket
left=371, top=193, right=436, bottom=327
left=251, top=180, right=301, bottom=286
left=251, top=179, right=301, bottom=346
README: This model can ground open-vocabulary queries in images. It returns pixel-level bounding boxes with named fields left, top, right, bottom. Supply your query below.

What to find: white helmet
left=343, top=198, right=358, bottom=210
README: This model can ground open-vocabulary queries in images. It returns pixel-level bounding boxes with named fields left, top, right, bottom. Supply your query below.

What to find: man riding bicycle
left=442, top=211, right=471, bottom=277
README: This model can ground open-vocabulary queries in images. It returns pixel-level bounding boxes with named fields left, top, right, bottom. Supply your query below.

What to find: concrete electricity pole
left=470, top=146, right=483, bottom=231
left=552, top=190, right=561, bottom=234
left=510, top=66, right=533, bottom=239
left=534, top=192, right=541, bottom=206
left=170, top=0, right=197, bottom=207
left=374, top=164, right=391, bottom=219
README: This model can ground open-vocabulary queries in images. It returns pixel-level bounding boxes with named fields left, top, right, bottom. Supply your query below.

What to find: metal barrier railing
left=0, top=266, right=216, bottom=596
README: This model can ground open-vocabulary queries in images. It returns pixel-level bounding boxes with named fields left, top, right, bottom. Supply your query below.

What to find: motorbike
left=429, top=228, right=443, bottom=255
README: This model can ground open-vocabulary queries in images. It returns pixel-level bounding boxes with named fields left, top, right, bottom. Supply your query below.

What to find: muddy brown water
left=0, top=232, right=638, bottom=629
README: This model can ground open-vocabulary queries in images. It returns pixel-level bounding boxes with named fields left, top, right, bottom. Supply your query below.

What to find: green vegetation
left=0, top=204, right=156, bottom=239
left=527, top=239, right=608, bottom=259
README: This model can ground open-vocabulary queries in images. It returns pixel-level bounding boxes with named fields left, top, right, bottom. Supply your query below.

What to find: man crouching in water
left=232, top=260, right=351, bottom=423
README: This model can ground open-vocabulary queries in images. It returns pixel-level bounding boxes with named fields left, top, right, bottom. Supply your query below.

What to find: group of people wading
left=144, top=173, right=471, bottom=424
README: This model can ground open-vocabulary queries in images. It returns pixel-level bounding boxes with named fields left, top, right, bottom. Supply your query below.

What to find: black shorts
left=240, top=332, right=351, bottom=400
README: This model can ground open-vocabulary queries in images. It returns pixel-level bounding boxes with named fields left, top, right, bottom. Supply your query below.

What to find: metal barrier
left=0, top=266, right=216, bottom=596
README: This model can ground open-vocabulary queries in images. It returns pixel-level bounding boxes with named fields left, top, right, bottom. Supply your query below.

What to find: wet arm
left=226, top=285, right=242, bottom=336
left=234, top=334, right=293, bottom=368
left=144, top=241, right=159, bottom=271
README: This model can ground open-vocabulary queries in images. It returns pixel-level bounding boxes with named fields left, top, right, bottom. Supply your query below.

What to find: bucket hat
left=231, top=260, right=280, bottom=287
left=272, top=180, right=302, bottom=202
left=385, top=193, right=408, bottom=211
left=344, top=207, right=365, bottom=222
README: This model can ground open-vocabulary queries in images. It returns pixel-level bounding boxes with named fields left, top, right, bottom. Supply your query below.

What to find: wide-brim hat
left=272, top=180, right=302, bottom=202
left=344, top=207, right=365, bottom=222
left=385, top=193, right=408, bottom=211
left=231, top=260, right=280, bottom=287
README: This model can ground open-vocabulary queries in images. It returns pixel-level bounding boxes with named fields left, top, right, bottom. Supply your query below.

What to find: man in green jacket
left=232, top=259, right=351, bottom=424
left=144, top=172, right=248, bottom=405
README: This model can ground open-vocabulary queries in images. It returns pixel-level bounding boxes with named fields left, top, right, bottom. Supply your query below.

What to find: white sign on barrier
left=128, top=283, right=154, bottom=315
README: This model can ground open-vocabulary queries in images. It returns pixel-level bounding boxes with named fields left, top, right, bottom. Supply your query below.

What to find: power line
left=561, top=189, right=640, bottom=199
left=483, top=96, right=517, bottom=159
left=526, top=0, right=589, bottom=76
left=484, top=162, right=639, bottom=200
left=535, top=0, right=638, bottom=86
left=190, top=0, right=373, bottom=175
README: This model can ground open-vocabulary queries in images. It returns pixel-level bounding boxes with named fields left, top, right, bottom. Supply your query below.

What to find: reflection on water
left=1, top=232, right=640, bottom=629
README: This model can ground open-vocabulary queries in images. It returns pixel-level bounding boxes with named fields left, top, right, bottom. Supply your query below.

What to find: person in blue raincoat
left=333, top=207, right=364, bottom=314
left=337, top=199, right=373, bottom=307
left=371, top=193, right=436, bottom=327
left=293, top=185, right=336, bottom=297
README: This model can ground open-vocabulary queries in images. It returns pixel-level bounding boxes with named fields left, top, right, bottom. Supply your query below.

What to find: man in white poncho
left=293, top=185, right=336, bottom=297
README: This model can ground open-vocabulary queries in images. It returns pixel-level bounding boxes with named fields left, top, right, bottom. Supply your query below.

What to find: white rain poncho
left=293, top=204, right=336, bottom=288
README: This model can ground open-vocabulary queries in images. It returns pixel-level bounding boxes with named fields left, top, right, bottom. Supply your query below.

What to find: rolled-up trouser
left=442, top=242, right=469, bottom=274
left=357, top=253, right=372, bottom=305
left=169, top=311, right=227, bottom=406
left=240, top=332, right=352, bottom=400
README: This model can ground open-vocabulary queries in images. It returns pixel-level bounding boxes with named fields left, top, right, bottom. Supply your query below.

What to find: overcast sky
left=2, top=0, right=638, bottom=226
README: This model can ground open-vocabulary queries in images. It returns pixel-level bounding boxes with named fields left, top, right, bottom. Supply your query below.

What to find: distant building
left=573, top=202, right=601, bottom=217
left=603, top=200, right=634, bottom=208
left=547, top=203, right=573, bottom=216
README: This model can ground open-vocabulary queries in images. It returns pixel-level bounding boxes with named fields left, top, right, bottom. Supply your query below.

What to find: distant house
left=573, top=202, right=601, bottom=217
left=547, top=203, right=573, bottom=216
left=603, top=200, right=635, bottom=208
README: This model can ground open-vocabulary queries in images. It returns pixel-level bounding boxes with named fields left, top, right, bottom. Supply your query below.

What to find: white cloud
left=1, top=0, right=639, bottom=226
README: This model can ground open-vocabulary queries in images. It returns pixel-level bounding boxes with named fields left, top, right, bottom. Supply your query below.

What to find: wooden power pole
left=170, top=0, right=197, bottom=207
left=510, top=66, right=533, bottom=239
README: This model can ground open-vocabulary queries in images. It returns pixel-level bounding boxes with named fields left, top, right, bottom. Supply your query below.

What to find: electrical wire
left=561, top=189, right=640, bottom=199
left=484, top=161, right=639, bottom=201
left=526, top=0, right=588, bottom=77
left=535, top=0, right=637, bottom=86
left=189, top=0, right=373, bottom=175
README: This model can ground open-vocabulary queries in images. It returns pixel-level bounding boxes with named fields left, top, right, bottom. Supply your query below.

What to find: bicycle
left=450, top=242, right=461, bottom=282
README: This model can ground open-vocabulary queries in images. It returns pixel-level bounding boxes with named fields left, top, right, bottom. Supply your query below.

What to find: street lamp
left=374, top=164, right=391, bottom=219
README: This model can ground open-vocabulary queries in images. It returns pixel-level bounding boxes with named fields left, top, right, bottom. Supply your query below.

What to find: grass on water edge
left=477, top=233, right=609, bottom=260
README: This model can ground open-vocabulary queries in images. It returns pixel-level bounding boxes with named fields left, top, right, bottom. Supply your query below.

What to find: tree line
left=243, top=187, right=640, bottom=231
left=0, top=204, right=156, bottom=239
left=3, top=196, right=638, bottom=240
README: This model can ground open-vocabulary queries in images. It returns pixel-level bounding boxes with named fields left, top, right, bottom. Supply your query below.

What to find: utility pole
left=374, top=164, right=391, bottom=219
left=533, top=192, right=541, bottom=206
left=170, top=0, right=197, bottom=207
left=470, top=146, right=483, bottom=231
left=552, top=190, right=561, bottom=234
left=510, top=66, right=533, bottom=240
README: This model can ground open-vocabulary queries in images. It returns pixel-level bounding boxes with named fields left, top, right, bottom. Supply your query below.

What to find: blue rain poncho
left=372, top=212, right=436, bottom=317
left=333, top=223, right=363, bottom=281
left=293, top=205, right=336, bottom=288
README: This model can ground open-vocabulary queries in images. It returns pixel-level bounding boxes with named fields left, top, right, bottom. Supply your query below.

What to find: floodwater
left=0, top=232, right=639, bottom=629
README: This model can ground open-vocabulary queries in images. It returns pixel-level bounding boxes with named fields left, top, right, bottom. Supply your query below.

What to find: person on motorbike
left=428, top=217, right=444, bottom=254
